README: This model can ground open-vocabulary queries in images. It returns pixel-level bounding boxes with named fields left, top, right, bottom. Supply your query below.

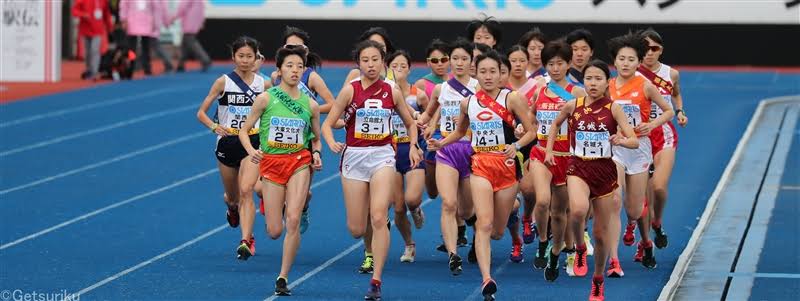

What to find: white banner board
left=205, top=0, right=800, bottom=24
left=1, top=0, right=61, bottom=82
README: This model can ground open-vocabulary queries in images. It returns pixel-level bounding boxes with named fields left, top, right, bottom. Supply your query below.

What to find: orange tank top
left=609, top=76, right=650, bottom=135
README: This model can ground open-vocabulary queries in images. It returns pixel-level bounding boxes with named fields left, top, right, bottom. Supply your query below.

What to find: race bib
left=616, top=100, right=642, bottom=127
left=267, top=117, right=305, bottom=150
left=355, top=104, right=391, bottom=140
left=392, top=113, right=410, bottom=143
left=470, top=120, right=506, bottom=152
left=226, top=105, right=251, bottom=129
left=536, top=110, right=568, bottom=140
left=440, top=105, right=460, bottom=136
left=574, top=131, right=611, bottom=158
left=650, top=94, right=672, bottom=119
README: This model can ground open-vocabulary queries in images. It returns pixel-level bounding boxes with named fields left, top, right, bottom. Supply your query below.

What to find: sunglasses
left=283, top=44, right=309, bottom=51
left=427, top=56, right=449, bottom=64
left=648, top=45, right=663, bottom=52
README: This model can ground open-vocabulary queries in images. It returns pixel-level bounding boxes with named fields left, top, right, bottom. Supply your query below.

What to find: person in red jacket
left=72, top=0, right=113, bottom=80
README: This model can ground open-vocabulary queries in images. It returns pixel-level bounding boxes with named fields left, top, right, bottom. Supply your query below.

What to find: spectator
left=172, top=0, right=211, bottom=72
left=119, top=0, right=159, bottom=75
left=150, top=0, right=174, bottom=73
left=72, top=0, right=113, bottom=80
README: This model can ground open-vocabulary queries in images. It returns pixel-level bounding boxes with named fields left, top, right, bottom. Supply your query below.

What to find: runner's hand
left=328, top=141, right=345, bottom=153
left=544, top=152, right=556, bottom=166
left=610, top=134, right=626, bottom=146
left=249, top=150, right=264, bottom=164
left=215, top=126, right=230, bottom=136
left=312, top=152, right=323, bottom=170
left=514, top=124, right=525, bottom=139
left=677, top=112, right=688, bottom=127
left=409, top=145, right=422, bottom=169
left=423, top=126, right=435, bottom=140
left=504, top=144, right=517, bottom=159
left=426, top=139, right=443, bottom=152
left=634, top=122, right=653, bottom=136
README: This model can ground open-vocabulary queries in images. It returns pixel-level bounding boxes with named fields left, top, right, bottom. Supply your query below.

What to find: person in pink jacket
left=148, top=0, right=174, bottom=73
left=119, top=0, right=160, bottom=75
left=171, top=0, right=211, bottom=72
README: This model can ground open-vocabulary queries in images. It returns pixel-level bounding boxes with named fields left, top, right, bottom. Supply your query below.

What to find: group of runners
left=196, top=16, right=689, bottom=301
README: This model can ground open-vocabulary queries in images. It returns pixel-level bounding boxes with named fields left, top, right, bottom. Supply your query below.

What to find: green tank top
left=259, top=86, right=314, bottom=155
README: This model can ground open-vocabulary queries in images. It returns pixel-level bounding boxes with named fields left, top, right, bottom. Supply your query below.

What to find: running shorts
left=215, top=134, right=259, bottom=168
left=471, top=152, right=518, bottom=192
left=340, top=144, right=396, bottom=182
left=530, top=146, right=569, bottom=186
left=612, top=136, right=653, bottom=175
left=650, top=121, right=679, bottom=156
left=567, top=157, right=618, bottom=200
left=436, top=140, right=473, bottom=179
left=260, top=150, right=312, bottom=186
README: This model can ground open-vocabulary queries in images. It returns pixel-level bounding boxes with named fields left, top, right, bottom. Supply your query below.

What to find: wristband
left=312, top=149, right=322, bottom=156
left=210, top=123, right=219, bottom=132
left=676, top=109, right=685, bottom=116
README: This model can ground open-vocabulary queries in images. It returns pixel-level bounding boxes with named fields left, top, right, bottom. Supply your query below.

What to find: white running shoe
left=400, top=244, right=416, bottom=263
left=585, top=231, right=595, bottom=256
left=565, top=252, right=576, bottom=276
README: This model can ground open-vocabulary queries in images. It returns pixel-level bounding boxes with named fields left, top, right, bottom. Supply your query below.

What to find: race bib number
left=268, top=117, right=305, bottom=150
left=392, top=113, right=410, bottom=143
left=470, top=120, right=506, bottom=152
left=616, top=100, right=642, bottom=127
left=536, top=110, right=568, bottom=140
left=226, top=105, right=252, bottom=129
left=574, top=131, right=611, bottom=158
left=650, top=95, right=672, bottom=119
left=355, top=105, right=391, bottom=140
left=440, top=106, right=460, bottom=136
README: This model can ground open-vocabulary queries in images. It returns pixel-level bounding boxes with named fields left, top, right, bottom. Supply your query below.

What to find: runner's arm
left=645, top=81, right=675, bottom=128
left=196, top=76, right=229, bottom=135
left=611, top=103, right=640, bottom=149
left=671, top=68, right=687, bottom=127
left=239, top=93, right=269, bottom=157
left=309, top=71, right=335, bottom=114
left=322, top=84, right=353, bottom=153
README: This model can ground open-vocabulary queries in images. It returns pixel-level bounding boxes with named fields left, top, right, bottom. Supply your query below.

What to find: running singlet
left=259, top=87, right=313, bottom=154
left=637, top=64, right=674, bottom=120
left=439, top=77, right=478, bottom=138
left=392, top=86, right=420, bottom=144
left=567, top=67, right=584, bottom=87
left=609, top=76, right=650, bottom=135
left=421, top=73, right=446, bottom=98
left=534, top=83, right=575, bottom=153
left=569, top=97, right=617, bottom=159
left=217, top=73, right=266, bottom=134
left=467, top=89, right=517, bottom=153
left=343, top=79, right=396, bottom=147
left=275, top=68, right=318, bottom=103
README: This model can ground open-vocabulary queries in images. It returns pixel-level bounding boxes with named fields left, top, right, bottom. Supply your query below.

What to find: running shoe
left=436, top=242, right=448, bottom=253
left=642, top=241, right=657, bottom=269
left=400, top=244, right=416, bottom=263
left=359, top=255, right=374, bottom=274
left=364, top=281, right=381, bottom=301
left=481, top=278, right=497, bottom=301
left=623, top=222, right=636, bottom=246
left=653, top=225, right=669, bottom=249
left=457, top=232, right=469, bottom=247
left=227, top=206, right=240, bottom=228
left=522, top=217, right=535, bottom=244
left=634, top=241, right=644, bottom=262
left=545, top=248, right=560, bottom=281
left=584, top=231, right=595, bottom=256
left=606, top=258, right=624, bottom=278
left=468, top=240, right=477, bottom=264
left=449, top=252, right=463, bottom=275
left=589, top=277, right=605, bottom=301
left=274, top=277, right=291, bottom=296
left=574, top=247, right=588, bottom=277
left=509, top=239, right=524, bottom=263
left=236, top=239, right=253, bottom=261
left=299, top=208, right=310, bottom=234
left=411, top=207, right=425, bottom=229
left=259, top=198, right=265, bottom=216
left=533, top=240, right=548, bottom=269
left=566, top=251, right=576, bottom=276
left=249, top=235, right=256, bottom=256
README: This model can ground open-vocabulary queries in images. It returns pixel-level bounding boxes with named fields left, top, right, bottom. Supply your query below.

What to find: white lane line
left=0, top=168, right=218, bottom=250
left=263, top=197, right=436, bottom=301
left=76, top=173, right=341, bottom=297
left=657, top=96, right=800, bottom=301
left=0, top=131, right=207, bottom=196
left=0, top=104, right=196, bottom=157
left=0, top=87, right=193, bottom=128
